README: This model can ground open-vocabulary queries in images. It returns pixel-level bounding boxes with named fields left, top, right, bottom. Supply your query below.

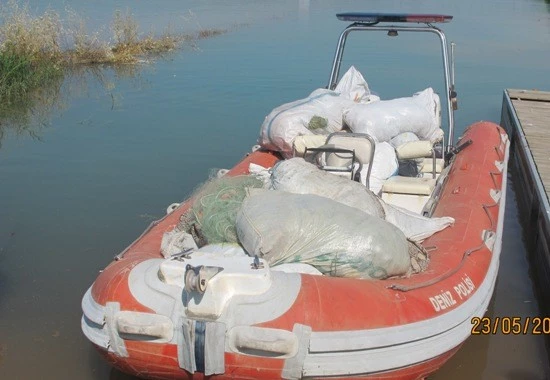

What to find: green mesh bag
left=180, top=175, right=264, bottom=246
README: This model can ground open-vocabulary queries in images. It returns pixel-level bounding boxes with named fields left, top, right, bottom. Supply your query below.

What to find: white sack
left=248, top=163, right=272, bottom=186
left=270, top=158, right=385, bottom=218
left=161, top=229, right=198, bottom=258
left=390, top=132, right=420, bottom=148
left=236, top=191, right=411, bottom=279
left=366, top=142, right=399, bottom=194
left=334, top=66, right=379, bottom=103
left=430, top=128, right=445, bottom=144
left=381, top=203, right=454, bottom=242
left=270, top=158, right=453, bottom=242
left=259, top=89, right=357, bottom=158
left=271, top=263, right=323, bottom=275
left=343, top=88, right=441, bottom=142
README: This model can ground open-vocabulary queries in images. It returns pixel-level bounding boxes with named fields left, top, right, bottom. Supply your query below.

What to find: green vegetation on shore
left=0, top=4, right=63, bottom=106
left=0, top=2, right=226, bottom=122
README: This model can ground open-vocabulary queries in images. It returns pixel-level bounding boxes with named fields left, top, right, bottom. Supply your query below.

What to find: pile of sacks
left=258, top=66, right=443, bottom=193
left=163, top=159, right=454, bottom=280
left=162, top=69, right=452, bottom=280
left=258, top=66, right=379, bottom=157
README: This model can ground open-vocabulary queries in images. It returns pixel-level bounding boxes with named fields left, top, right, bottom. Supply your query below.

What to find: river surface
left=1, top=0, right=550, bottom=379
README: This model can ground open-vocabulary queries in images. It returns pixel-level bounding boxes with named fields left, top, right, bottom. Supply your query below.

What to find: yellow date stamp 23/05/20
left=471, top=317, right=550, bottom=335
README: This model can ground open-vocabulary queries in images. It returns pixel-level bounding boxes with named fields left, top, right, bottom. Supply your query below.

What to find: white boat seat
left=395, top=140, right=441, bottom=179
left=382, top=176, right=436, bottom=196
left=322, top=132, right=375, bottom=187
left=292, top=135, right=327, bottom=156
left=304, top=132, right=375, bottom=187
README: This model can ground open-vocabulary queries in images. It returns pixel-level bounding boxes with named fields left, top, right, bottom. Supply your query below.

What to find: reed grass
left=0, top=2, right=226, bottom=104
left=0, top=2, right=63, bottom=105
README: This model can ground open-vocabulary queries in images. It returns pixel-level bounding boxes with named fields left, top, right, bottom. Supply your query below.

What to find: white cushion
left=420, top=158, right=444, bottom=173
left=396, top=140, right=433, bottom=160
left=382, top=176, right=436, bottom=196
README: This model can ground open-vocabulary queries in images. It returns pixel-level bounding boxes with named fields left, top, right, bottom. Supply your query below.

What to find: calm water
left=1, top=0, right=550, bottom=379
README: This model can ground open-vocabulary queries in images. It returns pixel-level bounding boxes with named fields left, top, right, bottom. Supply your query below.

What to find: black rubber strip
left=194, top=321, right=206, bottom=373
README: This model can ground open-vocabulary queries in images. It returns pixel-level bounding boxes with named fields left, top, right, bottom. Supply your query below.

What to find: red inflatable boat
left=82, top=13, right=510, bottom=379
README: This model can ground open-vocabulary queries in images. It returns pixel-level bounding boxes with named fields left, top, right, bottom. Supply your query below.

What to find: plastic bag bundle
left=381, top=203, right=455, bottom=242
left=236, top=191, right=412, bottom=279
left=248, top=163, right=272, bottom=186
left=160, top=230, right=198, bottom=258
left=259, top=89, right=357, bottom=158
left=343, top=88, right=441, bottom=142
left=366, top=142, right=399, bottom=194
left=334, top=66, right=380, bottom=103
left=180, top=175, right=265, bottom=246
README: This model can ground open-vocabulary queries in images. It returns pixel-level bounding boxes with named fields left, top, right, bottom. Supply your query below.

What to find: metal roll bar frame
left=327, top=23, right=456, bottom=153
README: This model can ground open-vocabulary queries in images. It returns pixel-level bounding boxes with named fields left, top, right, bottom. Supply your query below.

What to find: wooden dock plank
left=502, top=88, right=550, bottom=315
left=506, top=89, right=550, bottom=200
left=508, top=89, right=550, bottom=102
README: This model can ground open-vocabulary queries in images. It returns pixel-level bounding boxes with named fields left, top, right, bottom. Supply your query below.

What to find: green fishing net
left=180, top=175, right=265, bottom=246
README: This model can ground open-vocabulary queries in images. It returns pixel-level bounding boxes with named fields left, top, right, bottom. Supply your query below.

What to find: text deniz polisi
left=454, top=275, right=475, bottom=299
left=429, top=275, right=475, bottom=312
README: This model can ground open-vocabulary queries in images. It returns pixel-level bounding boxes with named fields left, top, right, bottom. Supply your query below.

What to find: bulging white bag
left=270, top=158, right=385, bottom=218
left=270, top=158, right=453, bottom=242
left=343, top=88, right=441, bottom=142
left=334, top=66, right=380, bottom=104
left=236, top=191, right=412, bottom=279
left=366, top=142, right=399, bottom=194
left=390, top=132, right=420, bottom=148
left=259, top=89, right=357, bottom=158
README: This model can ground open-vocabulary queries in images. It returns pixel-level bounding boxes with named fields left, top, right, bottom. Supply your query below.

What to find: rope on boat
left=115, top=220, right=160, bottom=260
left=387, top=136, right=506, bottom=292
left=388, top=197, right=500, bottom=292
left=387, top=241, right=486, bottom=292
